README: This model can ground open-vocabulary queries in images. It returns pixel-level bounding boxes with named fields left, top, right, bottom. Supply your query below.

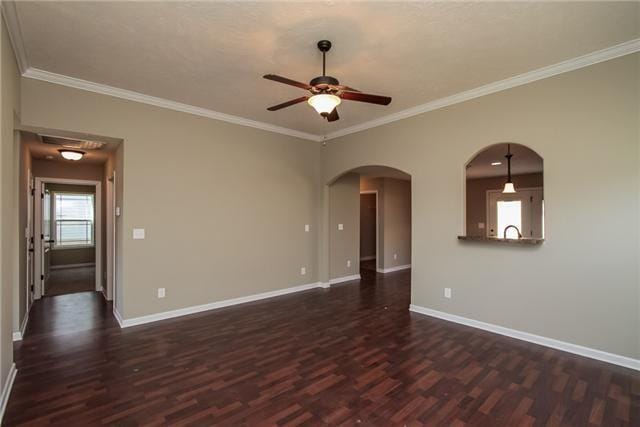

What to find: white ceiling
left=466, top=143, right=543, bottom=179
left=11, top=1, right=640, bottom=137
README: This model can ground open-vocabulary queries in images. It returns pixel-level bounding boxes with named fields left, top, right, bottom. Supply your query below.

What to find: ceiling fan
left=263, top=40, right=392, bottom=122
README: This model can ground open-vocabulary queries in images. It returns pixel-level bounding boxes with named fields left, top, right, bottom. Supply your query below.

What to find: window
left=53, top=193, right=95, bottom=248
left=497, top=200, right=522, bottom=239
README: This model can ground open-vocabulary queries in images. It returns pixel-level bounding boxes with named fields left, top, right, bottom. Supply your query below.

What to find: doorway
left=326, top=166, right=412, bottom=284
left=360, top=191, right=377, bottom=272
left=34, top=178, right=102, bottom=298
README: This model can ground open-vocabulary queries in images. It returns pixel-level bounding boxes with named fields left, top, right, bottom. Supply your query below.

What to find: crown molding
left=22, top=68, right=322, bottom=142
left=1, top=1, right=28, bottom=74
left=7, top=0, right=638, bottom=145
left=324, top=38, right=640, bottom=141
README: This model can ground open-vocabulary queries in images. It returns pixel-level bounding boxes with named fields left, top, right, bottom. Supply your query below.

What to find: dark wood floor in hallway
left=5, top=269, right=639, bottom=426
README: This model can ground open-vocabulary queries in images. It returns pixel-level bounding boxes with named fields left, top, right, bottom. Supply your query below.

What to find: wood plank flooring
left=5, top=268, right=639, bottom=426
left=45, top=266, right=95, bottom=296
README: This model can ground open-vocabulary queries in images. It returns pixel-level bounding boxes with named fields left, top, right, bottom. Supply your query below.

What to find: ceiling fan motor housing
left=310, top=75, right=340, bottom=91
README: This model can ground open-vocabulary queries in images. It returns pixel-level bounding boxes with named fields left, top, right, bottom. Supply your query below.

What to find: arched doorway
left=324, top=165, right=412, bottom=286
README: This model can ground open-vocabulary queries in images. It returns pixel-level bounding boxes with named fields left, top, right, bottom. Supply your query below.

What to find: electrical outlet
left=338, top=223, right=344, bottom=231
left=394, top=253, right=398, bottom=260
left=444, top=288, right=452, bottom=299
left=157, top=288, right=165, bottom=298
left=304, top=224, right=310, bottom=232
left=300, top=267, right=306, bottom=275
left=347, top=260, right=351, bottom=267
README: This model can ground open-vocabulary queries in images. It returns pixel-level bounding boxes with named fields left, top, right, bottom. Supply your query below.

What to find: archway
left=322, top=165, right=412, bottom=287
left=464, top=143, right=544, bottom=241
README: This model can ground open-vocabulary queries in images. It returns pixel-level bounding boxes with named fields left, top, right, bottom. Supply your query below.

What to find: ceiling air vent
left=41, top=135, right=105, bottom=150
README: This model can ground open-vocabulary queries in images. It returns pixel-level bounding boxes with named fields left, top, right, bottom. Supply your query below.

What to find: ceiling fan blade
left=340, top=91, right=392, bottom=105
left=326, top=108, right=339, bottom=122
left=336, top=85, right=360, bottom=92
left=267, top=96, right=309, bottom=111
left=263, top=74, right=312, bottom=90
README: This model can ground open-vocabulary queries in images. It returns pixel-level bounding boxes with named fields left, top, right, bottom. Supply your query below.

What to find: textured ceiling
left=13, top=1, right=640, bottom=136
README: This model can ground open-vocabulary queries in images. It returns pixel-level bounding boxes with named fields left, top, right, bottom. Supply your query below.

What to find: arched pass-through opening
left=323, top=165, right=413, bottom=288
left=462, top=142, right=544, bottom=243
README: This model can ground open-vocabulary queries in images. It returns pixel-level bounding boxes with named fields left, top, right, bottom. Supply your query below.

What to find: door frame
left=34, top=177, right=102, bottom=298
left=360, top=190, right=379, bottom=270
left=106, top=171, right=116, bottom=303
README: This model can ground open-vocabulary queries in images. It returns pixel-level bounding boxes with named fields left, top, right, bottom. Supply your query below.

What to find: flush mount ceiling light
left=502, top=144, right=516, bottom=193
left=59, top=149, right=85, bottom=161
left=491, top=162, right=502, bottom=166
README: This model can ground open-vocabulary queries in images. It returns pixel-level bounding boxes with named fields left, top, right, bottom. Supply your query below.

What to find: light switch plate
left=444, top=288, right=452, bottom=299
left=338, top=224, right=344, bottom=231
left=116, top=207, right=121, bottom=216
left=157, top=288, right=165, bottom=298
left=304, top=224, right=310, bottom=232
left=347, top=260, right=351, bottom=267
left=394, top=253, right=398, bottom=260
left=133, top=228, right=145, bottom=239
left=300, top=267, right=306, bottom=275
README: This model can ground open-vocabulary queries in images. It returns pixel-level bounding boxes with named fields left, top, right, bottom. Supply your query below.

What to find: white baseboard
left=12, top=305, right=31, bottom=342
left=118, top=282, right=323, bottom=328
left=0, top=363, right=17, bottom=423
left=377, top=264, right=411, bottom=274
left=50, top=262, right=95, bottom=270
left=113, top=307, right=124, bottom=328
left=360, top=255, right=376, bottom=261
left=318, top=282, right=331, bottom=289
left=409, top=304, right=640, bottom=371
left=329, top=274, right=361, bottom=285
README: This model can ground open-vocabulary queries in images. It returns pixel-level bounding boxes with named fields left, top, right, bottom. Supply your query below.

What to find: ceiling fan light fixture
left=59, top=149, right=85, bottom=161
left=308, top=94, right=341, bottom=116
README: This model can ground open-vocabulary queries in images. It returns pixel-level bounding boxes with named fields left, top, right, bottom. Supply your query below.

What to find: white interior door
left=487, top=187, right=543, bottom=238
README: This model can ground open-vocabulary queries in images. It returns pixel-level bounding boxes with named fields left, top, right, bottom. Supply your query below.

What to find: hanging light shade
left=59, top=149, right=85, bottom=161
left=308, top=94, right=341, bottom=116
left=502, top=143, right=516, bottom=193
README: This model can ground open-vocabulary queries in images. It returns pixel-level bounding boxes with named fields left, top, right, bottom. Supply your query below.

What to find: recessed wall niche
left=462, top=143, right=544, bottom=244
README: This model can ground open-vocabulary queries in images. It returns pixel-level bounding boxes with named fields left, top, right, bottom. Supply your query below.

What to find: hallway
left=45, top=266, right=96, bottom=296
left=5, top=270, right=638, bottom=426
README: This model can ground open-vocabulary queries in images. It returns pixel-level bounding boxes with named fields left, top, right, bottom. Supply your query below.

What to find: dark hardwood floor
left=5, top=268, right=638, bottom=426
left=45, top=266, right=95, bottom=296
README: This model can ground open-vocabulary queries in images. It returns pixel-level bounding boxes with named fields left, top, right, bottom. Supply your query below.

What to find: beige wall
left=0, top=14, right=21, bottom=389
left=381, top=178, right=411, bottom=268
left=359, top=176, right=412, bottom=270
left=466, top=173, right=543, bottom=237
left=323, top=53, right=640, bottom=359
left=32, top=159, right=104, bottom=181
left=16, top=132, right=32, bottom=333
left=20, top=78, right=321, bottom=319
left=329, top=173, right=360, bottom=279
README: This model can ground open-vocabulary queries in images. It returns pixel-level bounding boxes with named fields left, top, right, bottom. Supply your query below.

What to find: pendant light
left=502, top=143, right=516, bottom=193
